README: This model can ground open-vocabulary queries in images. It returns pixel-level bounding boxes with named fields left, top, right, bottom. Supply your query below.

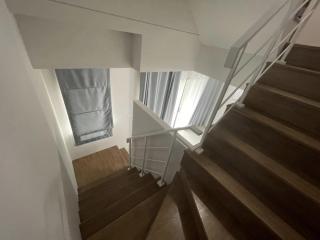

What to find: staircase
left=77, top=45, right=320, bottom=239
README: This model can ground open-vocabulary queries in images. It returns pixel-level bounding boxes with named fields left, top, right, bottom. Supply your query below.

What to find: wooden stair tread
left=170, top=172, right=208, bottom=240
left=80, top=175, right=159, bottom=239
left=146, top=194, right=185, bottom=240
left=257, top=84, right=320, bottom=109
left=79, top=173, right=154, bottom=222
left=214, top=127, right=320, bottom=203
left=237, top=106, right=320, bottom=152
left=75, top=145, right=129, bottom=191
left=184, top=150, right=304, bottom=240
left=244, top=84, right=320, bottom=140
left=183, top=166, right=251, bottom=240
left=79, top=168, right=137, bottom=200
left=286, top=44, right=320, bottom=71
left=259, top=63, right=320, bottom=102
left=88, top=186, right=168, bottom=240
left=192, top=191, right=235, bottom=240
left=204, top=129, right=320, bottom=239
left=219, top=107, right=320, bottom=187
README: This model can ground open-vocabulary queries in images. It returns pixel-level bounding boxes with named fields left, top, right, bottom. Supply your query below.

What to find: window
left=55, top=68, right=113, bottom=145
left=139, top=71, right=223, bottom=128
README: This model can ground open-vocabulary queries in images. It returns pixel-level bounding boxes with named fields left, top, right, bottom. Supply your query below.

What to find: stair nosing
left=234, top=106, right=320, bottom=152
left=216, top=127, right=320, bottom=204
left=79, top=174, right=154, bottom=220
left=188, top=151, right=304, bottom=240
left=80, top=174, right=157, bottom=226
left=255, top=83, right=320, bottom=110
left=78, top=168, right=135, bottom=198
left=88, top=186, right=167, bottom=240
left=270, top=62, right=320, bottom=76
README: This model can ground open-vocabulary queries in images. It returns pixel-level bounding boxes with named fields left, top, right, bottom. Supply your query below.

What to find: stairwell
left=76, top=44, right=320, bottom=239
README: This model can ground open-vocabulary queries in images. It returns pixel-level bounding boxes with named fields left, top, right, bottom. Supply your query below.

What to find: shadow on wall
left=58, top=154, right=82, bottom=240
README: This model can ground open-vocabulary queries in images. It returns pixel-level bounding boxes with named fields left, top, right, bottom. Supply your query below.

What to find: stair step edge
left=80, top=178, right=160, bottom=238
left=78, top=168, right=136, bottom=197
left=255, top=84, right=320, bottom=109
left=215, top=127, right=320, bottom=204
left=187, top=151, right=304, bottom=240
left=88, top=186, right=168, bottom=240
left=79, top=174, right=154, bottom=220
left=267, top=62, right=320, bottom=76
left=234, top=106, right=320, bottom=152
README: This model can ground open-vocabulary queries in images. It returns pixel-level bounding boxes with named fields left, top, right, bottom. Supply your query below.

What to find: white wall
left=0, top=1, right=80, bottom=239
left=140, top=30, right=199, bottom=72
left=42, top=68, right=139, bottom=160
left=16, top=15, right=134, bottom=69
left=6, top=0, right=197, bottom=35
left=297, top=3, right=320, bottom=47
left=56, top=0, right=197, bottom=34
left=7, top=0, right=201, bottom=73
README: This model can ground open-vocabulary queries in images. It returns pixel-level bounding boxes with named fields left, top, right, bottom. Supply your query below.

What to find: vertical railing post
left=197, top=46, right=246, bottom=153
left=127, top=138, right=132, bottom=170
left=139, top=136, right=148, bottom=177
left=157, top=131, right=177, bottom=187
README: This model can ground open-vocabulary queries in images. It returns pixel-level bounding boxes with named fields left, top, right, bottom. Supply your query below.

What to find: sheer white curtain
left=140, top=72, right=181, bottom=125
left=172, top=72, right=209, bottom=128
left=189, top=77, right=223, bottom=127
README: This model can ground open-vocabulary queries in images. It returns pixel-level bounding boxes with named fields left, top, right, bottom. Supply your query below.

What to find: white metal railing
left=127, top=0, right=318, bottom=187
left=127, top=125, right=194, bottom=187
left=198, top=0, right=319, bottom=147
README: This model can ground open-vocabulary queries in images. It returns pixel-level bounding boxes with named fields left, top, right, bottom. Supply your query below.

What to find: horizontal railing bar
left=228, top=0, right=290, bottom=51
left=258, top=43, right=292, bottom=79
left=131, top=163, right=162, bottom=175
left=132, top=157, right=166, bottom=163
left=233, top=34, right=275, bottom=77
left=269, top=10, right=313, bottom=56
left=129, top=125, right=193, bottom=139
left=132, top=146, right=169, bottom=150
left=219, top=70, right=256, bottom=108
left=289, top=0, right=310, bottom=19
left=220, top=8, right=314, bottom=109
left=220, top=51, right=270, bottom=108
left=231, top=0, right=312, bottom=79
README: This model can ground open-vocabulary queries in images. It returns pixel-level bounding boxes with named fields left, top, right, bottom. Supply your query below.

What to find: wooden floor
left=73, top=146, right=128, bottom=188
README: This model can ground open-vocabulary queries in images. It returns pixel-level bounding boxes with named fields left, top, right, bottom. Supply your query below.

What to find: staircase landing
left=73, top=146, right=128, bottom=189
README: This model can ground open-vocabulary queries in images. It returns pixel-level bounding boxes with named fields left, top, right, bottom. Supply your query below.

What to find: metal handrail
left=224, top=0, right=290, bottom=68
left=127, top=125, right=195, bottom=186
left=128, top=0, right=319, bottom=187
left=128, top=125, right=193, bottom=140
left=199, top=0, right=319, bottom=148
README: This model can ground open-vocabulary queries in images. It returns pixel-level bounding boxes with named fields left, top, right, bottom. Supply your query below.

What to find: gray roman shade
left=55, top=69, right=113, bottom=145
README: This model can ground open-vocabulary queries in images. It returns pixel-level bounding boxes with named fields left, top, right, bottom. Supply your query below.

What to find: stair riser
left=183, top=170, right=251, bottom=240
left=181, top=154, right=280, bottom=240
left=218, top=109, right=320, bottom=186
left=244, top=86, right=320, bottom=139
left=91, top=187, right=167, bottom=240
left=259, top=64, right=320, bottom=102
left=79, top=168, right=137, bottom=201
left=286, top=44, right=320, bottom=72
left=80, top=181, right=160, bottom=239
left=204, top=133, right=320, bottom=239
left=79, top=172, right=141, bottom=206
left=171, top=173, right=208, bottom=240
left=80, top=174, right=154, bottom=221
